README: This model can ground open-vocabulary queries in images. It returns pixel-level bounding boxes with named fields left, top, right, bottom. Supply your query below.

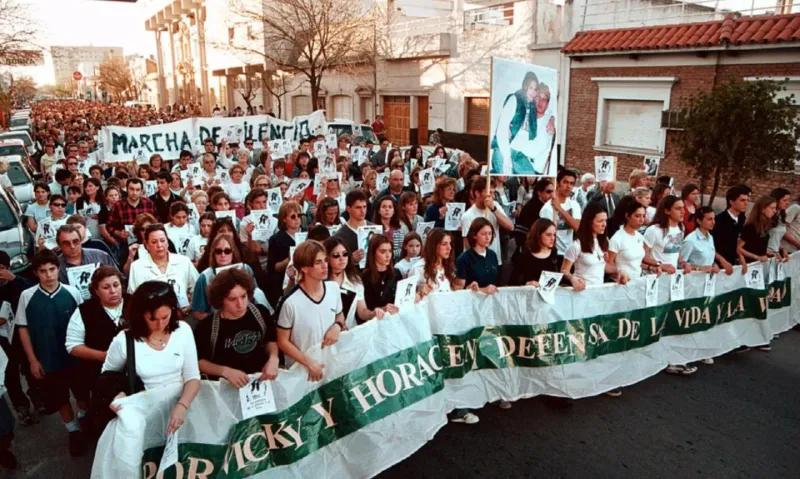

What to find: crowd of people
left=0, top=100, right=797, bottom=469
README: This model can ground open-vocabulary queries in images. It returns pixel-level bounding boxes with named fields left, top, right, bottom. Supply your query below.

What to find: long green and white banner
left=91, top=255, right=799, bottom=478
left=100, top=111, right=326, bottom=163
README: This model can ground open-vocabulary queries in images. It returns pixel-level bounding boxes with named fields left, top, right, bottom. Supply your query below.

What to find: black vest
left=79, top=297, right=126, bottom=353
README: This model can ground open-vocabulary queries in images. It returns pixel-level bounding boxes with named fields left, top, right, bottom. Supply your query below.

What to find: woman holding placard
left=223, top=164, right=251, bottom=219
left=424, top=177, right=457, bottom=229
left=360, top=234, right=398, bottom=320
left=508, top=218, right=560, bottom=287
left=127, top=224, right=199, bottom=314
left=266, top=202, right=303, bottom=305
left=325, top=237, right=380, bottom=328
left=194, top=268, right=278, bottom=386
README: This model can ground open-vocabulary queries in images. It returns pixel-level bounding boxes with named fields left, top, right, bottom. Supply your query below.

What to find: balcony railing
left=464, top=3, right=516, bottom=29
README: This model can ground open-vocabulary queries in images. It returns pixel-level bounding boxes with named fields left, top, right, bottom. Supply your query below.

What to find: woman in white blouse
left=127, top=224, right=200, bottom=312
left=103, top=280, right=200, bottom=435
left=223, top=163, right=251, bottom=219
left=608, top=200, right=661, bottom=280
left=562, top=204, right=626, bottom=291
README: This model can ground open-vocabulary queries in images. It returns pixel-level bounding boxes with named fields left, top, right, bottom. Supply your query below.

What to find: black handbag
left=85, top=332, right=145, bottom=439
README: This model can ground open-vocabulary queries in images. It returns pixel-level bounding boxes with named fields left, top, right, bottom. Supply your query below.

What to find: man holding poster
left=490, top=58, right=558, bottom=177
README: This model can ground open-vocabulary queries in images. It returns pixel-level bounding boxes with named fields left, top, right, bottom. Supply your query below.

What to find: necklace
left=148, top=334, right=168, bottom=348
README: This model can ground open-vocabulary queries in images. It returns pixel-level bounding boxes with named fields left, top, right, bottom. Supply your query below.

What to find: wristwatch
left=490, top=206, right=498, bottom=213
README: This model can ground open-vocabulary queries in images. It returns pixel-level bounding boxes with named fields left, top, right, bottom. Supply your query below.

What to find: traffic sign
left=73, top=71, right=83, bottom=81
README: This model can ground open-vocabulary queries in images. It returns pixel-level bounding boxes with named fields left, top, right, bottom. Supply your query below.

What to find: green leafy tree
left=677, top=80, right=800, bottom=205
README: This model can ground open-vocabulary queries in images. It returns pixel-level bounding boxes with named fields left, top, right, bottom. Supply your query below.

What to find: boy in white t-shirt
left=540, top=170, right=582, bottom=257
left=276, top=240, right=344, bottom=380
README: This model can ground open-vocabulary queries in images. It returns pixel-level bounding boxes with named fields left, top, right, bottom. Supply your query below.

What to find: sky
left=7, top=0, right=793, bottom=86
left=14, top=0, right=155, bottom=85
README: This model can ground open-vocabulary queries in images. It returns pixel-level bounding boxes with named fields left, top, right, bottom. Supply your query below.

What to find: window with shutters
left=331, top=95, right=352, bottom=120
left=466, top=97, right=490, bottom=135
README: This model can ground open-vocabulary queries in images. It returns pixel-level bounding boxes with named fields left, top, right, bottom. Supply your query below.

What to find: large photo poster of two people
left=489, top=57, right=558, bottom=177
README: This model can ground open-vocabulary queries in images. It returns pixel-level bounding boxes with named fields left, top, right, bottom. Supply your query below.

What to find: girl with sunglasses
left=266, top=201, right=304, bottom=305
left=127, top=224, right=200, bottom=314
left=34, top=194, right=69, bottom=252
left=103, top=281, right=200, bottom=436
left=324, top=237, right=381, bottom=329
left=191, top=233, right=271, bottom=320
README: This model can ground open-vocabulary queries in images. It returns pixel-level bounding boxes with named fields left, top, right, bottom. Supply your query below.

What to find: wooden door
left=417, top=96, right=429, bottom=145
left=383, top=96, right=410, bottom=145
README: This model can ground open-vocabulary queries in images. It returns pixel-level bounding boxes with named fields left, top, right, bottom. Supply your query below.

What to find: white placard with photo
left=0, top=301, right=14, bottom=342
left=395, top=276, right=418, bottom=309
left=250, top=210, right=272, bottom=231
left=266, top=187, right=283, bottom=214
left=351, top=147, right=369, bottom=166
left=67, top=263, right=99, bottom=300
left=704, top=273, right=716, bottom=297
left=268, top=140, right=285, bottom=159
left=537, top=271, right=563, bottom=305
left=594, top=156, right=616, bottom=183
left=214, top=210, right=237, bottom=227
left=145, top=180, right=157, bottom=198
left=415, top=221, right=435, bottom=243
left=777, top=261, right=786, bottom=281
left=283, top=246, right=297, bottom=289
left=445, top=203, right=466, bottom=231
left=239, top=375, right=277, bottom=420
left=285, top=179, right=311, bottom=199
left=645, top=274, right=659, bottom=307
left=314, top=140, right=327, bottom=160
left=357, top=225, right=384, bottom=268
left=420, top=168, right=435, bottom=196
left=326, top=134, right=337, bottom=150
left=376, top=172, right=389, bottom=191
left=158, top=432, right=179, bottom=475
left=744, top=262, right=765, bottom=290
left=643, top=156, right=661, bottom=177
left=670, top=271, right=685, bottom=301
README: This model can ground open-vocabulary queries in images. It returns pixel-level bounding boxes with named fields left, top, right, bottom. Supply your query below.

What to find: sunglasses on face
left=214, top=248, right=233, bottom=255
left=145, top=284, right=172, bottom=300
left=51, top=202, right=66, bottom=207
left=67, top=162, right=77, bottom=166
left=287, top=214, right=299, bottom=220
left=331, top=252, right=349, bottom=259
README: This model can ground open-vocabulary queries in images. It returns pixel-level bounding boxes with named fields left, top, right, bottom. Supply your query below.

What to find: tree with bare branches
left=97, top=56, right=135, bottom=104
left=226, top=0, right=377, bottom=110
left=12, top=76, right=36, bottom=104
left=0, top=0, right=41, bottom=67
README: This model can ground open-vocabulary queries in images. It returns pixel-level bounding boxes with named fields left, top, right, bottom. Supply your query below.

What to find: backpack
left=209, top=302, right=267, bottom=361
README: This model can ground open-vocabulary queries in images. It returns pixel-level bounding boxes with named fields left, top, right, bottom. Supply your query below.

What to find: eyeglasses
left=331, top=252, right=349, bottom=259
left=287, top=214, right=299, bottom=220
left=51, top=202, right=66, bottom=207
left=67, top=162, right=77, bottom=166
left=214, top=248, right=233, bottom=255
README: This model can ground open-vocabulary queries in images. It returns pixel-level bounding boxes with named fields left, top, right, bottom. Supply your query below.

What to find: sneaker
left=733, top=346, right=751, bottom=354
left=605, top=388, right=623, bottom=397
left=16, top=406, right=38, bottom=426
left=757, top=344, right=771, bottom=352
left=664, top=364, right=698, bottom=375
left=497, top=400, right=512, bottom=410
left=700, top=358, right=714, bottom=365
left=450, top=412, right=480, bottom=425
left=68, top=431, right=86, bottom=457
left=0, top=450, right=17, bottom=470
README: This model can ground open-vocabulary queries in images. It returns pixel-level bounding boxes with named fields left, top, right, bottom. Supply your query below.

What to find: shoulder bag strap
left=248, top=302, right=267, bottom=336
left=125, top=331, right=136, bottom=395
left=210, top=310, right=221, bottom=361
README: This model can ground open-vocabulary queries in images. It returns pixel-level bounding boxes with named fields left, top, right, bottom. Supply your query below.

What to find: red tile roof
left=563, top=13, right=800, bottom=55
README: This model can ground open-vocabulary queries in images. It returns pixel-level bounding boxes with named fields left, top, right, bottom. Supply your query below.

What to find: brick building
left=561, top=13, right=800, bottom=198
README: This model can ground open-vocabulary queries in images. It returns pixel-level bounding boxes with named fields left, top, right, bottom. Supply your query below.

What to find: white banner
left=101, top=111, right=327, bottom=163
left=92, top=255, right=799, bottom=478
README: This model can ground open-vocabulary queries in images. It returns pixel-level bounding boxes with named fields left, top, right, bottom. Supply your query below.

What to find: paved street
left=2, top=331, right=799, bottom=478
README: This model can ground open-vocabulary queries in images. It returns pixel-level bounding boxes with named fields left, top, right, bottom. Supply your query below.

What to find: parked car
left=8, top=115, right=31, bottom=132
left=0, top=155, right=35, bottom=206
left=0, top=139, right=32, bottom=166
left=0, top=184, right=33, bottom=273
left=0, top=130, right=37, bottom=155
left=326, top=119, right=380, bottom=148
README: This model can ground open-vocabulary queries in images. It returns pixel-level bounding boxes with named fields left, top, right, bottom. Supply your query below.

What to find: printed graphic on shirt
left=663, top=231, right=683, bottom=254
left=225, top=330, right=263, bottom=355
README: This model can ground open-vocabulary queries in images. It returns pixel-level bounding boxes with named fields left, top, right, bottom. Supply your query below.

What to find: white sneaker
left=700, top=358, right=714, bottom=365
left=497, top=400, right=512, bottom=410
left=664, top=364, right=698, bottom=375
left=451, top=412, right=480, bottom=424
